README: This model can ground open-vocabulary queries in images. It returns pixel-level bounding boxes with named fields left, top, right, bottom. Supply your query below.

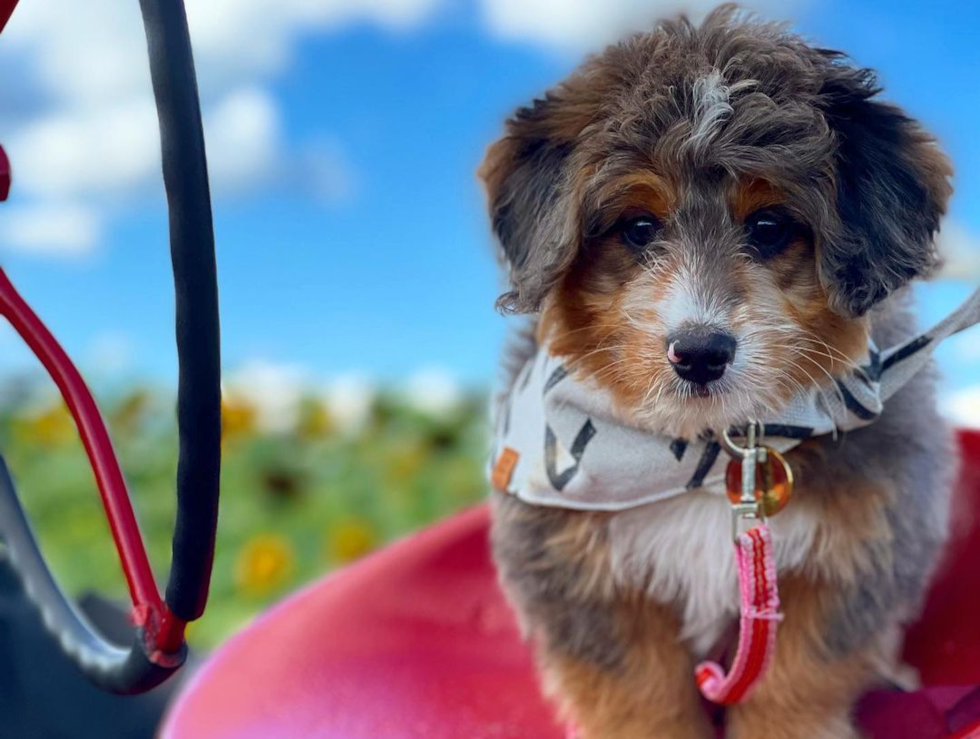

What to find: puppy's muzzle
left=667, top=330, right=737, bottom=385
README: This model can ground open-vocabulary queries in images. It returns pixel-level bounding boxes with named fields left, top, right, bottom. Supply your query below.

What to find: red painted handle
left=0, top=267, right=185, bottom=655
left=0, top=144, right=10, bottom=202
left=0, top=0, right=18, bottom=36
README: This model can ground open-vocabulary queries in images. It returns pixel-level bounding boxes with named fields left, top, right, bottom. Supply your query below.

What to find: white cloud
left=937, top=219, right=980, bottom=280
left=225, top=359, right=311, bottom=433
left=403, top=367, right=463, bottom=417
left=7, top=96, right=161, bottom=200
left=0, top=0, right=441, bottom=258
left=3, top=0, right=441, bottom=104
left=1, top=1, right=152, bottom=105
left=225, top=360, right=381, bottom=434
left=224, top=358, right=467, bottom=433
left=321, top=372, right=377, bottom=432
left=0, top=202, right=101, bottom=255
left=478, top=0, right=809, bottom=51
left=204, top=87, right=282, bottom=196
left=942, top=385, right=980, bottom=429
left=185, top=0, right=441, bottom=91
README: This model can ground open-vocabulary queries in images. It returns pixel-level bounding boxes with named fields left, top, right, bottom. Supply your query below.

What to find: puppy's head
left=480, top=6, right=952, bottom=438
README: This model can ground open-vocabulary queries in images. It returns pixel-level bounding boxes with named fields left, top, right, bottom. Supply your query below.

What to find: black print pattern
left=543, top=365, right=569, bottom=395
left=545, top=420, right=597, bottom=491
left=670, top=438, right=688, bottom=461
left=686, top=441, right=722, bottom=489
left=761, top=424, right=815, bottom=439
left=860, top=349, right=882, bottom=384
left=835, top=379, right=880, bottom=421
left=881, top=335, right=932, bottom=373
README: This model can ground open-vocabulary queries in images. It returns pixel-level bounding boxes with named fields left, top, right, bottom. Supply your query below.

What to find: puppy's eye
left=620, top=216, right=662, bottom=251
left=744, top=209, right=797, bottom=259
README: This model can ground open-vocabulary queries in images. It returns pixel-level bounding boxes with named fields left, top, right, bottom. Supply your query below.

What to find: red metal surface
left=0, top=268, right=185, bottom=656
left=0, top=0, right=18, bottom=35
left=164, top=431, right=980, bottom=739
left=904, top=429, right=980, bottom=684
left=950, top=718, right=980, bottom=739
left=0, top=145, right=9, bottom=202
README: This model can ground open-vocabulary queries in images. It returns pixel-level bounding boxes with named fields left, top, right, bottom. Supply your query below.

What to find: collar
left=491, top=288, right=980, bottom=512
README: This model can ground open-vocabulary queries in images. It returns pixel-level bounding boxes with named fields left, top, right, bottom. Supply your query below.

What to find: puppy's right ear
left=479, top=96, right=581, bottom=314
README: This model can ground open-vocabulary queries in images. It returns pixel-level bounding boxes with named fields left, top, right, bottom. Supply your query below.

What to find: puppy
left=480, top=6, right=955, bottom=739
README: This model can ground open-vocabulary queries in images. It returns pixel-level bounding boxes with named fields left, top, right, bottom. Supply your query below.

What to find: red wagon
left=163, top=430, right=980, bottom=739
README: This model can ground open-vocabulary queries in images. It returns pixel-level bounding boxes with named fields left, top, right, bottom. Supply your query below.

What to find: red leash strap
left=0, top=267, right=185, bottom=655
left=695, top=523, right=781, bottom=704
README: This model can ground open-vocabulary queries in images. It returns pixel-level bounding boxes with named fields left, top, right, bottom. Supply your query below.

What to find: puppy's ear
left=479, top=96, right=582, bottom=314
left=821, top=68, right=952, bottom=317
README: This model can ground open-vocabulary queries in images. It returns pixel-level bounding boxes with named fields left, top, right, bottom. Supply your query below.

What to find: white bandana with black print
left=491, top=288, right=980, bottom=511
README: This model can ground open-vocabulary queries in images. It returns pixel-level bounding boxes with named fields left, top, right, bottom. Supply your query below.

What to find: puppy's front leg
left=540, top=596, right=714, bottom=739
left=492, top=499, right=712, bottom=739
left=727, top=576, right=890, bottom=739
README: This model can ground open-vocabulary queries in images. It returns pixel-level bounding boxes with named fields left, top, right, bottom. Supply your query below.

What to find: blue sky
left=0, top=0, right=977, bottom=416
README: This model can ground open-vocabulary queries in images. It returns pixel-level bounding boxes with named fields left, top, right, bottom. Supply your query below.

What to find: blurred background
left=0, top=0, right=977, bottom=657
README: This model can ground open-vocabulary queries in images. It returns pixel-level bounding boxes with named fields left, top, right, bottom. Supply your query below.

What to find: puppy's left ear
left=821, top=68, right=953, bottom=317
left=479, top=94, right=585, bottom=315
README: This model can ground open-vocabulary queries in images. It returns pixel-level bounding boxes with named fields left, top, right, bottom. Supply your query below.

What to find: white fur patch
left=609, top=492, right=818, bottom=656
left=664, top=259, right=729, bottom=331
left=689, top=70, right=733, bottom=153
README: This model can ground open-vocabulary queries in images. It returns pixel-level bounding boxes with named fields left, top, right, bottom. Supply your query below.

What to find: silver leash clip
left=721, top=421, right=767, bottom=542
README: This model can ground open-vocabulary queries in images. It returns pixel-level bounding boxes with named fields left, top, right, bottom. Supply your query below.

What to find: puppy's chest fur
left=607, top=489, right=819, bottom=657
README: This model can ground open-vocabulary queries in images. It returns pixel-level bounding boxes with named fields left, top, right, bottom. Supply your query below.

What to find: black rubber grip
left=138, top=0, right=221, bottom=622
left=0, top=456, right=187, bottom=693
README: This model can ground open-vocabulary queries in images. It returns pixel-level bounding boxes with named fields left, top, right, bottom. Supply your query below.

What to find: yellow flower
left=222, top=396, right=257, bottom=441
left=234, top=534, right=295, bottom=596
left=328, top=518, right=377, bottom=564
left=297, top=400, right=334, bottom=440
left=384, top=440, right=427, bottom=485
left=15, top=403, right=75, bottom=447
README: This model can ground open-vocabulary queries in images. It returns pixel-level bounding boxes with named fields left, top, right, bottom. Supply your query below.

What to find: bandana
left=491, top=288, right=980, bottom=512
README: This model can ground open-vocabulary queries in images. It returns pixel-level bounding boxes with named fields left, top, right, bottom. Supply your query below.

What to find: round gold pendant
left=725, top=446, right=794, bottom=517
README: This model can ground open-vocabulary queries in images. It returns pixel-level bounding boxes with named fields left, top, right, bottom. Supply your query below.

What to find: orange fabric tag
left=492, top=447, right=520, bottom=492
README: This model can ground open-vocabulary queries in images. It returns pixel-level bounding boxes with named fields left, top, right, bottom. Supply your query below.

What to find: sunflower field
left=0, top=373, right=490, bottom=649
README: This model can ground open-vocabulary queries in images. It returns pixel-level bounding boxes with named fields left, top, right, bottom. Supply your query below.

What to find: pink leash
left=567, top=428, right=784, bottom=736
left=695, top=523, right=782, bottom=704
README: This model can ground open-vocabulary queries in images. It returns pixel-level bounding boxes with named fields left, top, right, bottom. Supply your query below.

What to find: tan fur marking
left=543, top=597, right=713, bottom=739
left=543, top=261, right=673, bottom=416
left=782, top=277, right=870, bottom=394
left=591, top=172, right=678, bottom=226
left=731, top=178, right=786, bottom=221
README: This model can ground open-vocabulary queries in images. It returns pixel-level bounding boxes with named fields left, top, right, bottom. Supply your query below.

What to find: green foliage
left=2, top=382, right=489, bottom=650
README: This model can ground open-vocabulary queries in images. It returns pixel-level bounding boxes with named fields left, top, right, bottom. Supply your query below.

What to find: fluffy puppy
left=480, top=7, right=955, bottom=739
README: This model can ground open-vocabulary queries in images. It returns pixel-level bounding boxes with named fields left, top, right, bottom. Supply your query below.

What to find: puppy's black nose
left=667, top=330, right=736, bottom=385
